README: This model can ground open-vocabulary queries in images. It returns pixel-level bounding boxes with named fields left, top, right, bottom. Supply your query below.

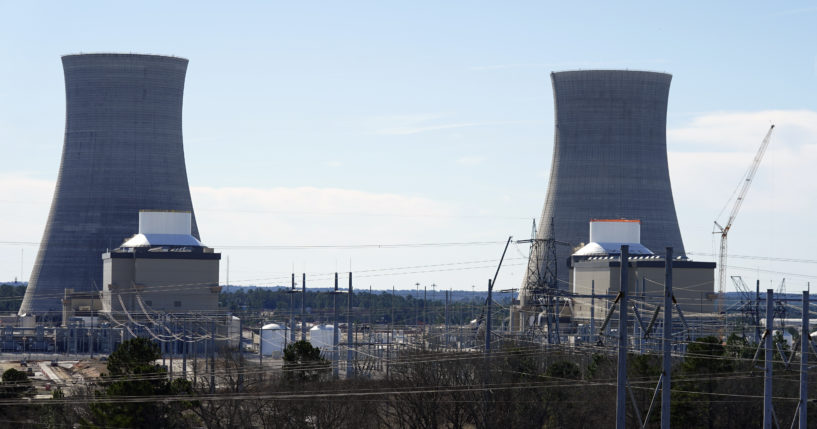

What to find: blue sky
left=1, top=1, right=816, bottom=293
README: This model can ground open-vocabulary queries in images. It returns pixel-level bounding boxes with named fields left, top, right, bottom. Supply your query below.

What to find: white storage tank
left=19, top=314, right=36, bottom=329
left=228, top=316, right=241, bottom=348
left=260, top=323, right=286, bottom=357
left=309, top=324, right=335, bottom=355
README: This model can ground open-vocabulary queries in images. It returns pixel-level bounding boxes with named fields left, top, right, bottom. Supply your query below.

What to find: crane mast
left=715, top=124, right=775, bottom=304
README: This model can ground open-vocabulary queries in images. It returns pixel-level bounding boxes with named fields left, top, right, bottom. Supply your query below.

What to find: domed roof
left=310, top=324, right=334, bottom=331
left=120, top=233, right=202, bottom=248
left=573, top=242, right=654, bottom=256
left=262, top=323, right=283, bottom=330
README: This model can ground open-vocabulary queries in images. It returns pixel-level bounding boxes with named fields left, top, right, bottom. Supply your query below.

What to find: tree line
left=0, top=332, right=812, bottom=428
left=221, top=287, right=499, bottom=326
left=0, top=284, right=25, bottom=312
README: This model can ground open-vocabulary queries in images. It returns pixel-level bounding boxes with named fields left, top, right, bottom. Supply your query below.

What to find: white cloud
left=0, top=174, right=53, bottom=241
left=469, top=63, right=549, bottom=71
left=668, top=110, right=817, bottom=287
left=377, top=121, right=478, bottom=136
left=668, top=109, right=817, bottom=151
left=191, top=185, right=454, bottom=244
left=0, top=174, right=54, bottom=282
left=0, top=177, right=467, bottom=285
left=455, top=156, right=485, bottom=166
left=365, top=114, right=540, bottom=136
left=771, top=6, right=817, bottom=17
left=469, top=59, right=669, bottom=72
left=180, top=186, right=462, bottom=285
left=669, top=110, right=817, bottom=212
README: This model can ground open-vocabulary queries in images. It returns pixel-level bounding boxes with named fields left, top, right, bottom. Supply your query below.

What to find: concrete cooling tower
left=19, top=54, right=199, bottom=317
left=521, top=70, right=685, bottom=302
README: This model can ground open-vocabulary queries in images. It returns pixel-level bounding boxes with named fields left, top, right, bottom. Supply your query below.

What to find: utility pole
left=347, top=272, right=354, bottom=378
left=182, top=321, right=187, bottom=380
left=169, top=320, right=174, bottom=379
left=661, top=247, right=673, bottom=429
left=445, top=290, right=449, bottom=349
left=590, top=280, right=595, bottom=344
left=238, top=315, right=243, bottom=392
left=432, top=283, right=437, bottom=336
left=638, top=275, right=647, bottom=355
left=290, top=273, right=296, bottom=343
left=210, top=319, right=215, bottom=394
left=423, top=286, right=427, bottom=351
left=483, top=276, right=498, bottom=429
left=634, top=275, right=640, bottom=352
left=415, top=282, right=420, bottom=328
left=388, top=285, right=395, bottom=378
left=756, top=279, right=761, bottom=343
left=194, top=326, right=199, bottom=385
left=764, top=288, right=773, bottom=429
left=485, top=279, right=493, bottom=354
left=800, top=290, right=808, bottom=429
left=616, top=245, right=629, bottom=429
left=333, top=272, right=339, bottom=379
left=301, top=273, right=307, bottom=341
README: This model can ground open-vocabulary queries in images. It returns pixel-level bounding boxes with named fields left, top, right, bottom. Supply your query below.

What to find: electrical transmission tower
left=518, top=219, right=566, bottom=342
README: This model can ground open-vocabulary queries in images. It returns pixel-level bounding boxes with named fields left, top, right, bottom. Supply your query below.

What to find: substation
left=2, top=54, right=810, bottom=427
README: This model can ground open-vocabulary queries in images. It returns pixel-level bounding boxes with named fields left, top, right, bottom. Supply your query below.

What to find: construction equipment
left=714, top=125, right=775, bottom=308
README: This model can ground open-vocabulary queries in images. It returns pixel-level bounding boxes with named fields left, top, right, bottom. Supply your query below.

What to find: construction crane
left=714, top=124, right=775, bottom=307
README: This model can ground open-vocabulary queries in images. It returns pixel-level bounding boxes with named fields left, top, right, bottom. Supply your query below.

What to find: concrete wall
left=135, top=258, right=219, bottom=313
left=571, top=260, right=715, bottom=321
left=102, top=256, right=133, bottom=315
left=522, top=70, right=685, bottom=302
left=21, top=54, right=199, bottom=316
left=102, top=254, right=219, bottom=319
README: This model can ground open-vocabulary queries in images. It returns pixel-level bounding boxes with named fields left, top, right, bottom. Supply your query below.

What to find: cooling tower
left=521, top=70, right=685, bottom=302
left=19, top=54, right=199, bottom=317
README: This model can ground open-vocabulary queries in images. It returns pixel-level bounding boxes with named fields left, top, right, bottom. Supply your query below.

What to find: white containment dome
left=260, top=323, right=286, bottom=357
left=309, top=324, right=335, bottom=355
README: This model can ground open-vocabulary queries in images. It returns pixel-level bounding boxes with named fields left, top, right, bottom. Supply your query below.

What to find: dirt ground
left=0, top=357, right=108, bottom=398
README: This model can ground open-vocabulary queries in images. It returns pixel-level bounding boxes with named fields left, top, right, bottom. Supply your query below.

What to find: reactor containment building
left=20, top=54, right=199, bottom=318
left=517, top=70, right=687, bottom=319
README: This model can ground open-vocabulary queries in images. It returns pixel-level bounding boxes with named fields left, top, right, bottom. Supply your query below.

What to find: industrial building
left=569, top=220, right=715, bottom=321
left=101, top=211, right=221, bottom=320
left=20, top=54, right=199, bottom=319
left=61, top=288, right=103, bottom=326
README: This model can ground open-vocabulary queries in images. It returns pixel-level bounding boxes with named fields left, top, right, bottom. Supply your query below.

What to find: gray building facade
left=570, top=256, right=715, bottom=321
left=20, top=54, right=199, bottom=317
left=522, top=70, right=685, bottom=303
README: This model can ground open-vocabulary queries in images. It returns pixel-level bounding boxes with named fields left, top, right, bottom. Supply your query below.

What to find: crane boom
left=715, top=124, right=775, bottom=301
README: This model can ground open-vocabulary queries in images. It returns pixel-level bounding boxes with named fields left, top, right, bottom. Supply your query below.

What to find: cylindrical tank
left=309, top=324, right=335, bottom=355
left=228, top=316, right=241, bottom=348
left=19, top=315, right=36, bottom=329
left=20, top=53, right=199, bottom=318
left=521, top=70, right=686, bottom=305
left=260, top=323, right=286, bottom=357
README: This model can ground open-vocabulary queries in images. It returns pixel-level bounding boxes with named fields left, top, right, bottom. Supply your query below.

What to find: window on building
left=145, top=300, right=152, bottom=306
left=174, top=301, right=182, bottom=307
